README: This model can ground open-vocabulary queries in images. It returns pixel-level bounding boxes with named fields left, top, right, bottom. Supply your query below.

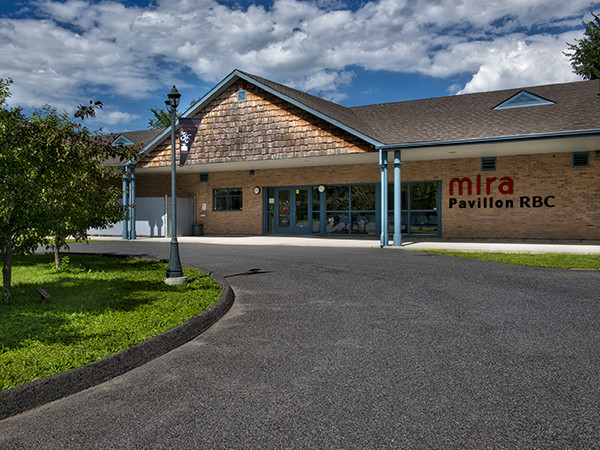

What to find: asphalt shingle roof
left=241, top=72, right=600, bottom=146
left=135, top=72, right=600, bottom=160
left=350, top=79, right=600, bottom=145
left=101, top=128, right=165, bottom=165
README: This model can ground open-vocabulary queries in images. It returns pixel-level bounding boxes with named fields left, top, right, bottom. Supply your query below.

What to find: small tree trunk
left=54, top=236, right=64, bottom=270
left=2, top=232, right=13, bottom=302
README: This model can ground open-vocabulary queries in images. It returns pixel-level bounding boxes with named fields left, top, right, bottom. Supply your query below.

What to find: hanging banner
left=178, top=118, right=201, bottom=166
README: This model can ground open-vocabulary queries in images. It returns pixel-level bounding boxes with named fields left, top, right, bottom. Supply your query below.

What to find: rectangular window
left=572, top=151, right=590, bottom=167
left=213, top=188, right=242, bottom=211
left=481, top=156, right=496, bottom=171
left=324, top=184, right=377, bottom=235
left=388, top=181, right=440, bottom=237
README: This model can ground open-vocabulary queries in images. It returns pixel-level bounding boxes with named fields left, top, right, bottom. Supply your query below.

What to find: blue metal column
left=129, top=165, right=136, bottom=240
left=393, top=150, right=402, bottom=247
left=122, top=167, right=129, bottom=240
left=379, top=150, right=388, bottom=247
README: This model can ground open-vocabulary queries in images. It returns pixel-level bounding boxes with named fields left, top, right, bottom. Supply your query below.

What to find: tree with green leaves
left=0, top=78, right=46, bottom=301
left=0, top=79, right=137, bottom=300
left=147, top=97, right=199, bottom=129
left=148, top=105, right=171, bottom=128
left=31, top=106, right=136, bottom=270
left=565, top=12, right=600, bottom=80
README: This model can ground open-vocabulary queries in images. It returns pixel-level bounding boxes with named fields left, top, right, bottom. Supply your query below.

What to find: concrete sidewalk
left=91, top=235, right=600, bottom=253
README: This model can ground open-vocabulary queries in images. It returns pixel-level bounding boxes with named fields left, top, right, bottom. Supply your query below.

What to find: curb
left=0, top=277, right=234, bottom=421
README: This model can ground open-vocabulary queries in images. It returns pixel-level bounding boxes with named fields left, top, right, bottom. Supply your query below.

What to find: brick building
left=116, top=70, right=600, bottom=245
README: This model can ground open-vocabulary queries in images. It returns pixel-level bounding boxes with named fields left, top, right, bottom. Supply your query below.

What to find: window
left=325, top=184, right=377, bottom=235
left=213, top=188, right=242, bottom=211
left=573, top=151, right=590, bottom=167
left=388, top=181, right=440, bottom=236
left=481, top=156, right=496, bottom=171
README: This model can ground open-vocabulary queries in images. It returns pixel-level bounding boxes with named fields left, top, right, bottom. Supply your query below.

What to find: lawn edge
left=0, top=274, right=234, bottom=421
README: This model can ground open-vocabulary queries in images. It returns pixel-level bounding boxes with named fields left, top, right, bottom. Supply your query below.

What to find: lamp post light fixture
left=164, top=85, right=187, bottom=285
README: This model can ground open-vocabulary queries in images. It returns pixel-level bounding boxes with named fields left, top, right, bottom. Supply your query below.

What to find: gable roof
left=134, top=71, right=600, bottom=165
left=103, top=128, right=165, bottom=166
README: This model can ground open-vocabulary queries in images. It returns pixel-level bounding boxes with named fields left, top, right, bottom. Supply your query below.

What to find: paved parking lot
left=0, top=239, right=599, bottom=448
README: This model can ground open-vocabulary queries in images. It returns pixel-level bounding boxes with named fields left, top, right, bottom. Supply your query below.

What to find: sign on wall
left=448, top=175, right=555, bottom=209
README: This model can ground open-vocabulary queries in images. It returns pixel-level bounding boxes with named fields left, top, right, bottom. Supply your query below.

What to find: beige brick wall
left=438, top=152, right=600, bottom=240
left=137, top=164, right=380, bottom=235
left=134, top=150, right=599, bottom=240
left=133, top=76, right=598, bottom=240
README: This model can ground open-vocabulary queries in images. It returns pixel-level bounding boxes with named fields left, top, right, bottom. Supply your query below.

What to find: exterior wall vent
left=572, top=151, right=590, bottom=167
left=237, top=90, right=247, bottom=102
left=199, top=173, right=209, bottom=182
left=112, top=135, right=135, bottom=146
left=493, top=91, right=554, bottom=110
left=481, top=156, right=496, bottom=171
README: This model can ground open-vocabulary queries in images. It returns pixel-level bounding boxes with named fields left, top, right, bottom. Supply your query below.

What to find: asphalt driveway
left=0, top=240, right=599, bottom=448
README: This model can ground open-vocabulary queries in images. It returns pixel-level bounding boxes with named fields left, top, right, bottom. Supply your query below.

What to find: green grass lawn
left=415, top=250, right=600, bottom=269
left=0, top=254, right=222, bottom=391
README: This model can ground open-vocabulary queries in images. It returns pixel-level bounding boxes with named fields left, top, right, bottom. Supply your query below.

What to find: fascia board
left=376, top=129, right=600, bottom=150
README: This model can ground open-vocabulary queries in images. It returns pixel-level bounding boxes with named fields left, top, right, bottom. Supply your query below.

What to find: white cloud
left=455, top=32, right=583, bottom=93
left=0, top=0, right=596, bottom=129
left=96, top=110, right=140, bottom=125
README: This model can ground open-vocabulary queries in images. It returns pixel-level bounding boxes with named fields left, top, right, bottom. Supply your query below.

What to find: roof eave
left=376, top=129, right=600, bottom=150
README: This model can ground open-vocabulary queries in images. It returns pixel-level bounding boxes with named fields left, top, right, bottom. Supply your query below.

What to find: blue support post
left=122, top=168, right=129, bottom=240
left=380, top=150, right=388, bottom=247
left=393, top=150, right=402, bottom=247
left=129, top=165, right=136, bottom=240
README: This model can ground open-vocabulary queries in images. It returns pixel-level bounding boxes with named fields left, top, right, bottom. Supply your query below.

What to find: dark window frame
left=213, top=188, right=243, bottom=211
left=388, top=180, right=441, bottom=237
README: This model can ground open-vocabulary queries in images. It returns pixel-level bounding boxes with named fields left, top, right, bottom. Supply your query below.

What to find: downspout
left=393, top=150, right=402, bottom=247
left=379, top=150, right=388, bottom=247
left=122, top=167, right=129, bottom=240
left=129, top=165, right=136, bottom=240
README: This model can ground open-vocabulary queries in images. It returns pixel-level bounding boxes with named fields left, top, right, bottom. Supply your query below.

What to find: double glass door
left=275, top=187, right=310, bottom=234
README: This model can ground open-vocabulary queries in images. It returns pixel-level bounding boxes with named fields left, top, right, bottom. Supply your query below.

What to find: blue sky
left=1, top=0, right=599, bottom=133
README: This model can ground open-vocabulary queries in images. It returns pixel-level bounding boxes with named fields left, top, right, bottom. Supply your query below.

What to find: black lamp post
left=164, top=85, right=186, bottom=283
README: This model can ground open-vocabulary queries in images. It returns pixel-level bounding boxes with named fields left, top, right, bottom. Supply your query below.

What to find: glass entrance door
left=275, top=187, right=310, bottom=234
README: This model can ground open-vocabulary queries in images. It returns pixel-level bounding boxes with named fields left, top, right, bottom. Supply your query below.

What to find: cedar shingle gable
left=240, top=71, right=380, bottom=142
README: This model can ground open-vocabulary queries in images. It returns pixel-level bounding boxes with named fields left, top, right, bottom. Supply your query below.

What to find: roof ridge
left=350, top=78, right=599, bottom=110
